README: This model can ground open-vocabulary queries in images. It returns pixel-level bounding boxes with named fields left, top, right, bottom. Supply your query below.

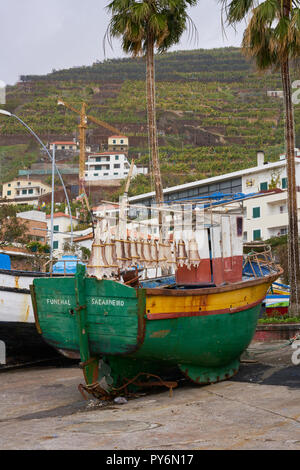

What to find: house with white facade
left=84, top=152, right=148, bottom=182
left=46, top=212, right=79, bottom=253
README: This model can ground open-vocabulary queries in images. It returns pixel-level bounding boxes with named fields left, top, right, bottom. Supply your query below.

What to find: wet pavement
left=0, top=341, right=299, bottom=450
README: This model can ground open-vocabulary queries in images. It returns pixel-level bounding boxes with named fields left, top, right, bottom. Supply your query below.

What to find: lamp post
left=0, top=110, right=74, bottom=245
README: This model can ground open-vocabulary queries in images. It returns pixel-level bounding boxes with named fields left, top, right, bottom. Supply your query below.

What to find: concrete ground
left=0, top=341, right=299, bottom=450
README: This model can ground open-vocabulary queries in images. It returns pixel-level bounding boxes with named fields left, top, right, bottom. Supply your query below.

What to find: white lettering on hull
left=91, top=298, right=125, bottom=307
left=45, top=298, right=125, bottom=308
left=46, top=298, right=71, bottom=306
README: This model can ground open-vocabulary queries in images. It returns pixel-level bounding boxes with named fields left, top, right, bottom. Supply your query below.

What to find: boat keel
left=178, top=359, right=240, bottom=385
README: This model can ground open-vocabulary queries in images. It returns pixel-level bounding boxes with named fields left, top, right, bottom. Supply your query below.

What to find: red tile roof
left=109, top=135, right=128, bottom=139
left=89, top=152, right=125, bottom=156
left=46, top=212, right=78, bottom=220
left=74, top=233, right=94, bottom=242
left=50, top=141, right=77, bottom=145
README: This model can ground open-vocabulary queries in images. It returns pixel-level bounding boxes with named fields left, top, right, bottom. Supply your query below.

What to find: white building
left=46, top=212, right=79, bottom=253
left=49, top=141, right=77, bottom=151
left=129, top=149, right=300, bottom=242
left=73, top=228, right=94, bottom=251
left=84, top=152, right=148, bottom=182
left=49, top=141, right=91, bottom=152
left=267, top=90, right=283, bottom=98
left=243, top=189, right=300, bottom=242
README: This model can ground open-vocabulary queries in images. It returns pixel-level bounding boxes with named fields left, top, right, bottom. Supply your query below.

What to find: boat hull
left=31, top=267, right=280, bottom=389
left=0, top=269, right=71, bottom=362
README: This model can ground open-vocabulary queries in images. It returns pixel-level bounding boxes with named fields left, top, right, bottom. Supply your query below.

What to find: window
left=7, top=190, right=11, bottom=196
left=53, top=241, right=59, bottom=249
left=96, top=157, right=101, bottom=162
left=22, top=189, right=27, bottom=195
left=93, top=173, right=99, bottom=176
left=115, top=155, right=119, bottom=160
left=8, top=183, right=11, bottom=187
left=28, top=182, right=31, bottom=185
left=114, top=164, right=120, bottom=169
left=69, top=146, right=73, bottom=149
left=28, top=189, right=33, bottom=194
left=237, top=217, right=243, bottom=236
left=17, top=182, right=20, bottom=186
left=114, top=172, right=119, bottom=175
left=53, top=225, right=59, bottom=232
left=120, top=140, right=124, bottom=144
left=280, top=205, right=285, bottom=214
left=260, top=182, right=268, bottom=191
left=282, top=177, right=287, bottom=189
left=61, top=146, right=65, bottom=150
left=243, top=232, right=247, bottom=242
left=253, top=229, right=261, bottom=241
left=252, top=207, right=260, bottom=218
left=113, top=139, right=116, bottom=144
left=104, top=173, right=109, bottom=176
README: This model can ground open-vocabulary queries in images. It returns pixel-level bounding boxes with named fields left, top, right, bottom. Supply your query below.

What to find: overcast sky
left=0, top=0, right=245, bottom=86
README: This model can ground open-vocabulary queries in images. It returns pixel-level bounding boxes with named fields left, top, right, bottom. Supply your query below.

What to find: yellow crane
left=57, top=97, right=125, bottom=214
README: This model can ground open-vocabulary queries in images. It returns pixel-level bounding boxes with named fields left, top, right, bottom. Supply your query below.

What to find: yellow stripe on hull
left=146, top=282, right=271, bottom=317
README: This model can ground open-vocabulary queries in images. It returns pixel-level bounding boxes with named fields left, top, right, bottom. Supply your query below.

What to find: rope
left=245, top=333, right=300, bottom=357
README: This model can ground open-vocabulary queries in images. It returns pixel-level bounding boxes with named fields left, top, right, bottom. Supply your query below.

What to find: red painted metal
left=175, top=256, right=243, bottom=286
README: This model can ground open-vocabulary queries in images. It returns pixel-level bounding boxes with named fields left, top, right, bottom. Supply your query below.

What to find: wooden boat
left=31, top=206, right=282, bottom=398
left=264, top=282, right=290, bottom=317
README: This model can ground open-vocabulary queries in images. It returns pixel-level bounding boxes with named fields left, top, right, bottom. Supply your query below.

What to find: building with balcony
left=1, top=179, right=52, bottom=205
left=84, top=152, right=148, bottom=182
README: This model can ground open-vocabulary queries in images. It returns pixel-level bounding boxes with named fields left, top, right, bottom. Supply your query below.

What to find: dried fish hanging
left=187, top=238, right=201, bottom=268
left=88, top=220, right=104, bottom=278
left=143, top=240, right=152, bottom=269
left=88, top=217, right=119, bottom=279
left=130, top=236, right=140, bottom=267
left=115, top=238, right=127, bottom=271
left=150, top=239, right=158, bottom=268
left=176, top=239, right=188, bottom=268
left=123, top=239, right=132, bottom=269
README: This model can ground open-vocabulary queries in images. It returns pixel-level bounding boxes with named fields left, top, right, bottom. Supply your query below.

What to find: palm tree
left=220, top=0, right=300, bottom=315
left=105, top=0, right=197, bottom=212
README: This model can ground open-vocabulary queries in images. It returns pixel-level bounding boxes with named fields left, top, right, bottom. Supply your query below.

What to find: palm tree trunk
left=146, top=36, right=164, bottom=220
left=281, top=58, right=300, bottom=315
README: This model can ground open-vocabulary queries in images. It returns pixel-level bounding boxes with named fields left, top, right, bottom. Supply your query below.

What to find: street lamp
left=0, top=109, right=74, bottom=247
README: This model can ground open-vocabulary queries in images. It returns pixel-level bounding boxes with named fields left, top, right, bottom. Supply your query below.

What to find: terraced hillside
left=0, top=47, right=298, bottom=198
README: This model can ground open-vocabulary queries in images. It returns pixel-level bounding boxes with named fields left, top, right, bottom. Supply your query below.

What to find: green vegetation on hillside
left=0, top=48, right=297, bottom=197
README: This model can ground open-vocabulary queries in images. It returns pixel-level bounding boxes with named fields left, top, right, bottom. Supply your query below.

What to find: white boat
left=0, top=254, right=82, bottom=363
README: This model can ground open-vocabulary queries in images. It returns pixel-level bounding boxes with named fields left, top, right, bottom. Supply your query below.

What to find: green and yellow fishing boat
left=30, top=206, right=282, bottom=398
